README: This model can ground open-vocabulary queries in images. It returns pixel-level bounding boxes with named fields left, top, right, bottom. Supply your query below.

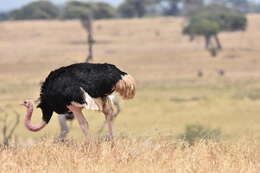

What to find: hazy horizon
left=0, top=0, right=124, bottom=12
left=0, top=0, right=259, bottom=12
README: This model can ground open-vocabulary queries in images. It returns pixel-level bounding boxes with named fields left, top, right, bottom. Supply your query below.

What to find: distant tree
left=247, top=2, right=260, bottom=13
left=118, top=1, right=137, bottom=18
left=62, top=1, right=116, bottom=20
left=93, top=2, right=117, bottom=19
left=9, top=1, right=59, bottom=20
left=194, top=5, right=247, bottom=31
left=80, top=15, right=95, bottom=62
left=226, top=0, right=249, bottom=13
left=130, top=0, right=147, bottom=17
left=160, top=0, right=181, bottom=16
left=0, top=12, right=9, bottom=21
left=206, top=0, right=249, bottom=13
left=118, top=0, right=152, bottom=18
left=182, top=0, right=204, bottom=16
left=254, top=3, right=260, bottom=13
left=62, top=1, right=116, bottom=62
left=183, top=17, right=220, bottom=49
left=183, top=5, right=247, bottom=56
left=62, top=1, right=93, bottom=19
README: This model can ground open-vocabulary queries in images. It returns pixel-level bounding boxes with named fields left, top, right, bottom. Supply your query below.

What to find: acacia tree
left=183, top=5, right=247, bottom=56
left=9, top=1, right=59, bottom=20
left=62, top=1, right=116, bottom=19
left=80, top=15, right=95, bottom=62
left=183, top=18, right=220, bottom=49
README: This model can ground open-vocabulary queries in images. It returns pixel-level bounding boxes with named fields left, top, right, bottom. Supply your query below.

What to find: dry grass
left=1, top=15, right=260, bottom=140
left=1, top=14, right=260, bottom=172
left=1, top=138, right=260, bottom=173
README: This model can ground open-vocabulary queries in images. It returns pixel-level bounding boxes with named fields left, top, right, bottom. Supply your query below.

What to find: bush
left=9, top=1, right=60, bottom=20
left=178, top=124, right=221, bottom=145
left=233, top=88, right=260, bottom=101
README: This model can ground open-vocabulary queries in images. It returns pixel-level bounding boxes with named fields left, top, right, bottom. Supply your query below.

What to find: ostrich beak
left=20, top=100, right=30, bottom=106
left=20, top=101, right=25, bottom=106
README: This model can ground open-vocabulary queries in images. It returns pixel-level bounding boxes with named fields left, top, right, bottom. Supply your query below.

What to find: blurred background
left=1, top=0, right=260, bottom=145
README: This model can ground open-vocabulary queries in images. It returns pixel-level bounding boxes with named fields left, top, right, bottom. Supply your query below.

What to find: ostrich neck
left=24, top=106, right=46, bottom=132
left=25, top=107, right=33, bottom=121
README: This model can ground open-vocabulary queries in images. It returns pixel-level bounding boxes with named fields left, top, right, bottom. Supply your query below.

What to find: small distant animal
left=21, top=63, right=136, bottom=142
left=217, top=69, right=225, bottom=76
left=197, top=70, right=203, bottom=77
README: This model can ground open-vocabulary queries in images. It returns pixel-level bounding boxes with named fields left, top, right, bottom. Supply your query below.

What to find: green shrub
left=233, top=89, right=260, bottom=101
left=178, top=124, right=221, bottom=145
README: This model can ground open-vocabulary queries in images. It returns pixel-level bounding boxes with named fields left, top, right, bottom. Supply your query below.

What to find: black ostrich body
left=37, top=63, right=128, bottom=123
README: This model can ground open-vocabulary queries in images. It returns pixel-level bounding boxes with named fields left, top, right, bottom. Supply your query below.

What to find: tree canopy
left=9, top=1, right=60, bottom=20
left=0, top=0, right=258, bottom=21
left=3, top=0, right=117, bottom=21
left=118, top=0, right=149, bottom=18
left=183, top=5, right=247, bottom=56
left=62, top=1, right=117, bottom=19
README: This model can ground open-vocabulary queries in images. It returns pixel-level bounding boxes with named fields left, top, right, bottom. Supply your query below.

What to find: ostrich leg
left=57, top=114, right=69, bottom=141
left=98, top=109, right=118, bottom=134
left=98, top=96, right=120, bottom=134
left=103, top=109, right=114, bottom=140
left=102, top=98, right=114, bottom=140
left=67, top=105, right=90, bottom=143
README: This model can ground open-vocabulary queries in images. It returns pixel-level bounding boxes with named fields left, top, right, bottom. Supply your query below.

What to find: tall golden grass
left=1, top=137, right=260, bottom=173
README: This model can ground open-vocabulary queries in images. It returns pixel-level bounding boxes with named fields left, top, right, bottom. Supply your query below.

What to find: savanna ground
left=1, top=15, right=260, bottom=172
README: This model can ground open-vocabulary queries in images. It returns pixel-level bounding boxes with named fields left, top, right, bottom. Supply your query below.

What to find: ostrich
left=21, top=62, right=135, bottom=142
left=57, top=94, right=121, bottom=141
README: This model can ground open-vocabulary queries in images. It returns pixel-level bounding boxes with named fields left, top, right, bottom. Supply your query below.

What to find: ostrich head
left=21, top=100, right=47, bottom=132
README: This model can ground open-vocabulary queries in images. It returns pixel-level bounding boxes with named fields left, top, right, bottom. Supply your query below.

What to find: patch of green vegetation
left=233, top=88, right=260, bottom=101
left=0, top=88, right=8, bottom=94
left=178, top=124, right=221, bottom=145
left=170, top=97, right=205, bottom=103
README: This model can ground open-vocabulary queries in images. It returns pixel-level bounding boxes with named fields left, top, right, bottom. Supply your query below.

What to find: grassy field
left=1, top=138, right=260, bottom=173
left=1, top=15, right=260, bottom=172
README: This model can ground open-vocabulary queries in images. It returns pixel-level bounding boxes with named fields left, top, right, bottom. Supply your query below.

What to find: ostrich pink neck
left=24, top=106, right=47, bottom=132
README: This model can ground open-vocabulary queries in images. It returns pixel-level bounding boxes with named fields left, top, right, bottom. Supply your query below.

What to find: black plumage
left=37, top=63, right=129, bottom=123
